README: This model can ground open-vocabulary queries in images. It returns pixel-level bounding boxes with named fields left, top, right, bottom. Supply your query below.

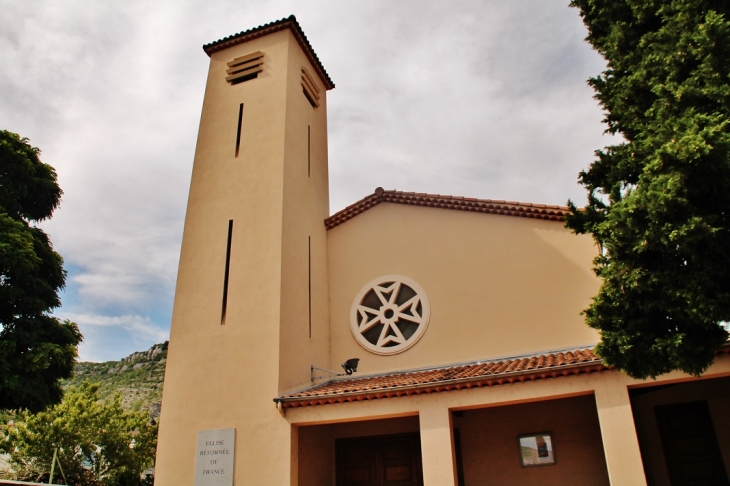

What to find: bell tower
left=155, top=16, right=333, bottom=485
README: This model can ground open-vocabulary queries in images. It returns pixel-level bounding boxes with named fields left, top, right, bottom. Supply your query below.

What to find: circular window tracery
left=349, top=275, right=431, bottom=355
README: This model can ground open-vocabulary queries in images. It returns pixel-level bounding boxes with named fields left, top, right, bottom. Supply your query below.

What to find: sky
left=0, top=1, right=617, bottom=362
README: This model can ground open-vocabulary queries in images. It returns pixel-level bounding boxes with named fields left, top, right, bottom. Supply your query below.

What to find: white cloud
left=57, top=312, right=169, bottom=362
left=61, top=313, right=169, bottom=342
left=2, top=1, right=613, bottom=360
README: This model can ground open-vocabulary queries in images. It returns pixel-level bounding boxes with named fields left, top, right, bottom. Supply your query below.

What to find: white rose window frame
left=350, top=275, right=431, bottom=355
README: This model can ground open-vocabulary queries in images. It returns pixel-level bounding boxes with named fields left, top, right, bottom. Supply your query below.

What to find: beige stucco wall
left=326, top=203, right=601, bottom=376
left=155, top=28, right=331, bottom=486
left=630, top=375, right=730, bottom=485
left=455, top=394, right=610, bottom=486
left=278, top=27, right=331, bottom=394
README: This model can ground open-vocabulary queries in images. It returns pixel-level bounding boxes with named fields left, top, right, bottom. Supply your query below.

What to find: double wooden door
left=336, top=433, right=423, bottom=486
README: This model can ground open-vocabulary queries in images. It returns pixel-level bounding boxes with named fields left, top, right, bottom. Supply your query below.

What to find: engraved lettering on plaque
left=195, top=428, right=235, bottom=486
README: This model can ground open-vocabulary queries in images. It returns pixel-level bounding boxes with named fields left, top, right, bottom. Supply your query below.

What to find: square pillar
left=594, top=375, right=647, bottom=485
left=419, top=403, right=457, bottom=486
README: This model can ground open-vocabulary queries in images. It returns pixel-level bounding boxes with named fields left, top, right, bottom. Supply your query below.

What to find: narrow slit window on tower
left=226, top=51, right=264, bottom=85
left=235, top=103, right=244, bottom=158
left=307, top=125, right=311, bottom=177
left=301, top=67, right=321, bottom=108
left=308, top=236, right=312, bottom=338
left=221, top=220, right=233, bottom=325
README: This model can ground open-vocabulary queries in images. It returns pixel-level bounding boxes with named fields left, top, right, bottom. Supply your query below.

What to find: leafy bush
left=0, top=382, right=157, bottom=485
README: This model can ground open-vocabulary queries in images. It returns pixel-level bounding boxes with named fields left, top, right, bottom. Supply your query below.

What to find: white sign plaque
left=195, top=428, right=235, bottom=486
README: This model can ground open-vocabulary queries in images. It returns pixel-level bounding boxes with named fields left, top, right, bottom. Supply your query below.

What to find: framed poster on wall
left=518, top=432, right=556, bottom=467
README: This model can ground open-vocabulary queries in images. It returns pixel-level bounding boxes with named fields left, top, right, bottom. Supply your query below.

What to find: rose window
left=349, top=275, right=431, bottom=355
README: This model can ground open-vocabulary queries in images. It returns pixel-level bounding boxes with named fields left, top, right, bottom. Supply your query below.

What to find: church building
left=154, top=16, right=730, bottom=486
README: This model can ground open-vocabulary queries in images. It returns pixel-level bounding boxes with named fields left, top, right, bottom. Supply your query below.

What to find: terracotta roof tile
left=276, top=348, right=607, bottom=409
left=325, top=188, right=571, bottom=230
left=277, top=344, right=730, bottom=409
left=203, top=15, right=334, bottom=90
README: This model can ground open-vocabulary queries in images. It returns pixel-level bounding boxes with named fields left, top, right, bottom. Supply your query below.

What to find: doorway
left=336, top=433, right=423, bottom=486
left=630, top=376, right=730, bottom=485
left=655, top=401, right=729, bottom=485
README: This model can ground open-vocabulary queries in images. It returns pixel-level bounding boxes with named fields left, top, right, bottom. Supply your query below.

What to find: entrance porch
left=283, top=348, right=730, bottom=485
left=296, top=395, right=611, bottom=486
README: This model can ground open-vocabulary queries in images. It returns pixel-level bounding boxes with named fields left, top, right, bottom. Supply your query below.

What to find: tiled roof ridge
left=202, top=15, right=335, bottom=90
left=275, top=347, right=607, bottom=409
left=325, top=187, right=571, bottom=230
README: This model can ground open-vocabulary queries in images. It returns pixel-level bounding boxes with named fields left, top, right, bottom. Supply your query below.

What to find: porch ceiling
left=275, top=348, right=610, bottom=409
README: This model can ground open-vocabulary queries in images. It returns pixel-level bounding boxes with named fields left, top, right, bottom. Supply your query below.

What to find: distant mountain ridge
left=63, top=342, right=168, bottom=418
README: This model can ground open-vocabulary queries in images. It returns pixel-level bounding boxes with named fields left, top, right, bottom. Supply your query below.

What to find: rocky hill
left=63, top=342, right=168, bottom=418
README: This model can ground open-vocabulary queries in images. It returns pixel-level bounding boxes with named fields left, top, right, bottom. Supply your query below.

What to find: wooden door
left=336, top=434, right=423, bottom=486
left=655, top=401, right=729, bottom=486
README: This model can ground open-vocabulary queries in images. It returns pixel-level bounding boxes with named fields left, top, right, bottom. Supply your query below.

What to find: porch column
left=419, top=402, right=456, bottom=486
left=594, top=375, right=647, bottom=486
left=290, top=424, right=298, bottom=486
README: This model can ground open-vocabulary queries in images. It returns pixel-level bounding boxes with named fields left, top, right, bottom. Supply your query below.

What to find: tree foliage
left=0, top=383, right=157, bottom=486
left=566, top=0, right=730, bottom=378
left=0, top=130, right=82, bottom=410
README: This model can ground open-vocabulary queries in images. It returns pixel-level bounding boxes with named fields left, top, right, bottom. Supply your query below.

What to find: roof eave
left=275, top=342, right=730, bottom=409
left=275, top=360, right=610, bottom=409
left=325, top=188, right=572, bottom=230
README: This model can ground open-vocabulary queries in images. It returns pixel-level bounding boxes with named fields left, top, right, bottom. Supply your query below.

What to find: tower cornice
left=203, top=15, right=335, bottom=90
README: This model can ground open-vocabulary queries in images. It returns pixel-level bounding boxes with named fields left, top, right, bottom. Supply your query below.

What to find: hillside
left=64, top=342, right=168, bottom=417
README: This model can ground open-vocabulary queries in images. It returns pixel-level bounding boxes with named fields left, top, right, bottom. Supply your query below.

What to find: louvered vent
left=226, top=51, right=264, bottom=85
left=301, top=67, right=321, bottom=108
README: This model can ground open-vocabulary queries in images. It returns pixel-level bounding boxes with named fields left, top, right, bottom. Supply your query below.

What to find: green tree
left=0, top=382, right=157, bottom=485
left=0, top=130, right=82, bottom=411
left=566, top=1, right=730, bottom=378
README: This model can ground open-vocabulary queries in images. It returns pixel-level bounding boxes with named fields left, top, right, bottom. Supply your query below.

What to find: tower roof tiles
left=203, top=15, right=335, bottom=90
